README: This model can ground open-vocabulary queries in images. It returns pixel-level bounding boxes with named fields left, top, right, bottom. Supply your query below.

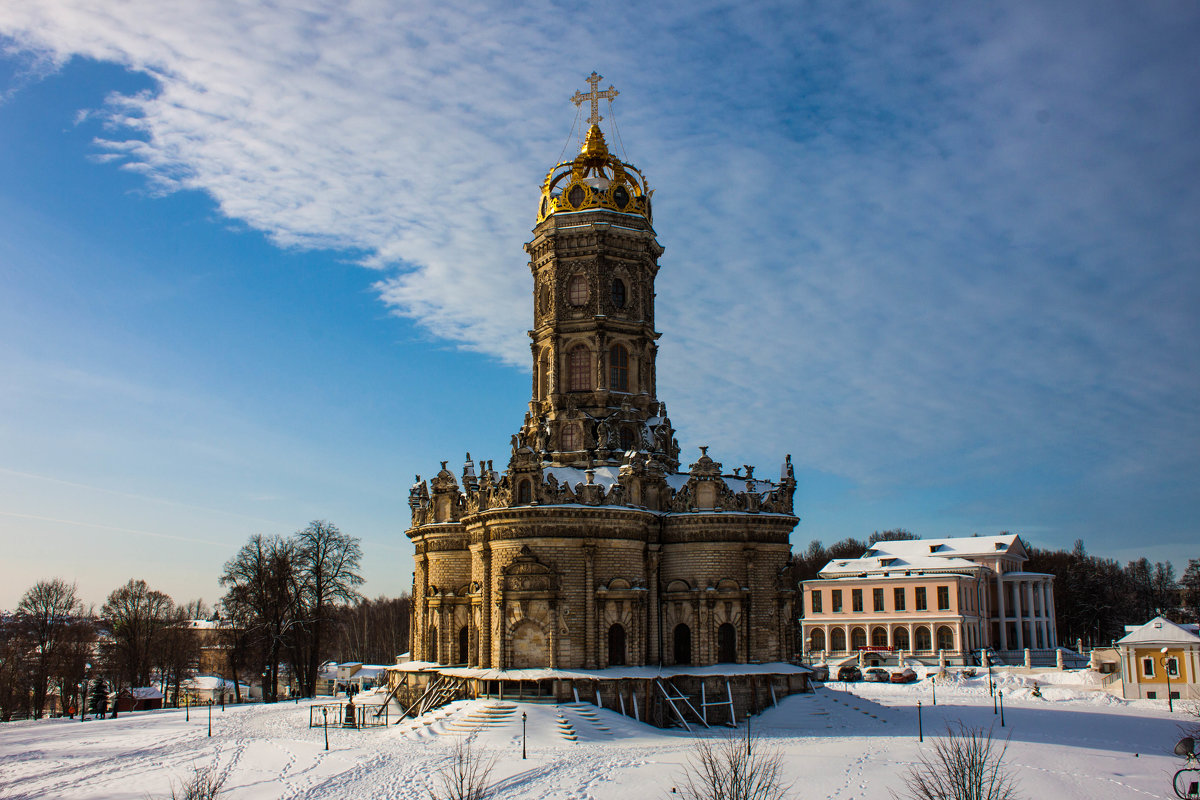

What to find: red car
left=890, top=668, right=918, bottom=683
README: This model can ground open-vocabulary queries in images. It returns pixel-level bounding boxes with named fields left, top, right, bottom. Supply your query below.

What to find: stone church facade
left=407, top=79, right=799, bottom=672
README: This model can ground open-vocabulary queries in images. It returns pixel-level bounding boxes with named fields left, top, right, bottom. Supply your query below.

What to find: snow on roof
left=386, top=660, right=442, bottom=672
left=818, top=534, right=1023, bottom=577
left=131, top=687, right=163, bottom=699
left=184, top=675, right=247, bottom=691
left=1116, top=616, right=1200, bottom=646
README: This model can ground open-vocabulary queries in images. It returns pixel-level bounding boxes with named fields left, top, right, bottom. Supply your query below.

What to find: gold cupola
left=537, top=73, right=652, bottom=224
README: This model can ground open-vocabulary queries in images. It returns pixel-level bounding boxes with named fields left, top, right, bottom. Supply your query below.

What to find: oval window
left=611, top=278, right=626, bottom=309
left=568, top=184, right=585, bottom=208
left=568, top=274, right=588, bottom=307
left=612, top=185, right=629, bottom=209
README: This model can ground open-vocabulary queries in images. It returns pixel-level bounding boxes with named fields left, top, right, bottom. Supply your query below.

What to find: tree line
left=794, top=530, right=1200, bottom=648
left=0, top=520, right=411, bottom=720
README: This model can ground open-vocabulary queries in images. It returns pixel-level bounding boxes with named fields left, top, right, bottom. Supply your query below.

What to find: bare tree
left=673, top=730, right=793, bottom=800
left=430, top=734, right=497, bottom=800
left=16, top=579, right=86, bottom=717
left=220, top=535, right=300, bottom=702
left=894, top=723, right=1020, bottom=800
left=101, top=579, right=175, bottom=691
left=294, top=521, right=362, bottom=696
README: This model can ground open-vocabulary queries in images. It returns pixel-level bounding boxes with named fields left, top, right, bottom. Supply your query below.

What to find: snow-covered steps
left=552, top=710, right=578, bottom=741
left=441, top=702, right=519, bottom=734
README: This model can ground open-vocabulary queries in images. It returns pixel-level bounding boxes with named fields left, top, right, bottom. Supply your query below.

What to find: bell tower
left=519, top=73, right=676, bottom=469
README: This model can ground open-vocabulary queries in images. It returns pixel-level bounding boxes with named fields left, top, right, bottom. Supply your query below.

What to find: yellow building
left=800, top=534, right=1056, bottom=666
left=1116, top=616, right=1200, bottom=702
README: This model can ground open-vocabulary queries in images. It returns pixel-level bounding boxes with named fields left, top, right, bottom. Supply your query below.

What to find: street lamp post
left=186, top=694, right=190, bottom=721
left=322, top=706, right=329, bottom=751
left=522, top=712, right=527, bottom=759
left=1161, top=647, right=1175, bottom=713
left=207, top=699, right=212, bottom=737
left=999, top=689, right=1004, bottom=727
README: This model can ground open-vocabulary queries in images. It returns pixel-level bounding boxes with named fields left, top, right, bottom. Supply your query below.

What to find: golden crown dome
left=537, top=125, right=651, bottom=224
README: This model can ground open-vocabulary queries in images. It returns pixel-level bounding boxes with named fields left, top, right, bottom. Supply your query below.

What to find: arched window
left=673, top=623, right=692, bottom=665
left=537, top=348, right=549, bottom=400
left=915, top=626, right=932, bottom=652
left=717, top=623, right=737, bottom=663
left=458, top=626, right=469, bottom=665
left=619, top=427, right=634, bottom=451
left=893, top=627, right=910, bottom=651
left=611, top=278, right=627, bottom=308
left=609, top=345, right=629, bottom=392
left=568, top=346, right=590, bottom=392
left=830, top=628, right=847, bottom=652
left=871, top=627, right=888, bottom=647
left=568, top=274, right=588, bottom=306
left=851, top=627, right=867, bottom=650
left=560, top=423, right=581, bottom=451
left=809, top=628, right=826, bottom=653
left=608, top=624, right=627, bottom=666
left=937, top=625, right=955, bottom=652
left=516, top=479, right=532, bottom=505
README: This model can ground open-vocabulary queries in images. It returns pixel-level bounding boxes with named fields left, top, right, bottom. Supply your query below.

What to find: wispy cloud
left=2, top=1, right=1198, bottom=552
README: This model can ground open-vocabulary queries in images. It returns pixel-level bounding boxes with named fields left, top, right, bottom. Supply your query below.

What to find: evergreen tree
left=88, top=678, right=108, bottom=718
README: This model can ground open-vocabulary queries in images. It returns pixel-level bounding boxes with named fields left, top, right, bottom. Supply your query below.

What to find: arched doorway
left=810, top=628, right=826, bottom=653
left=915, top=626, right=932, bottom=652
left=427, top=625, right=438, bottom=662
left=717, top=623, right=737, bottom=663
left=510, top=620, right=546, bottom=669
left=608, top=624, right=627, bottom=666
left=673, top=624, right=692, bottom=665
left=458, top=626, right=469, bottom=665
left=830, top=627, right=846, bottom=652
left=893, top=627, right=910, bottom=651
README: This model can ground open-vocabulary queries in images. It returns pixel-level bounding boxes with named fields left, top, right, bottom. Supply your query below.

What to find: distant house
left=181, top=675, right=250, bottom=704
left=331, top=662, right=390, bottom=695
left=1116, top=616, right=1200, bottom=701
left=116, top=687, right=163, bottom=712
left=800, top=534, right=1057, bottom=666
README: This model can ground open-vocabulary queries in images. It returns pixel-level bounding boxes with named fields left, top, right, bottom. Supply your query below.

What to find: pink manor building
left=800, top=534, right=1057, bottom=666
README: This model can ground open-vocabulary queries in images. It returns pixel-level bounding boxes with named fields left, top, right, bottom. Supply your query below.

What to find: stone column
left=416, top=553, right=429, bottom=661
left=584, top=542, right=596, bottom=668
left=496, top=598, right=506, bottom=670
left=480, top=547, right=492, bottom=667
left=996, top=572, right=1008, bottom=650
left=647, top=548, right=661, bottom=664
left=1013, top=580, right=1024, bottom=650
left=548, top=600, right=558, bottom=669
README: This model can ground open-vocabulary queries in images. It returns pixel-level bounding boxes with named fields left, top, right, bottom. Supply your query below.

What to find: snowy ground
left=0, top=669, right=1194, bottom=799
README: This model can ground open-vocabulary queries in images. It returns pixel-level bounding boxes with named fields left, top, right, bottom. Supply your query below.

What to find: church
left=406, top=74, right=799, bottom=676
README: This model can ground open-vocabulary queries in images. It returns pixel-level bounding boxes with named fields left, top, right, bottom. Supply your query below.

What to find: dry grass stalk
left=894, top=723, right=1019, bottom=800
left=429, top=734, right=497, bottom=800
left=674, top=729, right=793, bottom=800
left=169, top=765, right=226, bottom=800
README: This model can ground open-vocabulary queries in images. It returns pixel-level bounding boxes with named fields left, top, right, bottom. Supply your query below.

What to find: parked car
left=837, top=665, right=862, bottom=682
left=808, top=665, right=830, bottom=682
left=890, top=668, right=918, bottom=683
left=864, top=667, right=890, bottom=683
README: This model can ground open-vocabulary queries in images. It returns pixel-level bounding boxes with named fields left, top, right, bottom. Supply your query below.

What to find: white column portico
left=996, top=569, right=1008, bottom=650
left=1012, top=577, right=1024, bottom=650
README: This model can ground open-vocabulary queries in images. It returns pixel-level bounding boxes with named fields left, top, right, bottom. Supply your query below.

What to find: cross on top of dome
left=571, top=71, right=619, bottom=126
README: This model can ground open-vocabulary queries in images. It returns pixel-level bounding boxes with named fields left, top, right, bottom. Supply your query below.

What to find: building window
left=850, top=627, right=867, bottom=650
left=831, top=590, right=842, bottom=613
left=560, top=423, right=581, bottom=451
left=1141, top=657, right=1155, bottom=678
left=811, top=590, right=822, bottom=614
left=619, top=426, right=634, bottom=451
left=936, top=625, right=954, bottom=651
left=610, top=345, right=629, bottom=391
left=852, top=589, right=863, bottom=612
left=894, top=627, right=910, bottom=650
left=568, top=346, right=591, bottom=391
left=915, top=587, right=927, bottom=611
left=810, top=628, right=825, bottom=652
left=1147, top=691, right=1157, bottom=699
left=873, top=588, right=885, bottom=612
left=937, top=586, right=950, bottom=611
left=568, top=274, right=588, bottom=306
left=894, top=588, right=906, bottom=611
left=871, top=627, right=888, bottom=647
left=717, top=623, right=738, bottom=663
left=516, top=479, right=532, bottom=505
left=1166, top=657, right=1179, bottom=677
left=611, top=278, right=627, bottom=308
left=915, top=626, right=932, bottom=651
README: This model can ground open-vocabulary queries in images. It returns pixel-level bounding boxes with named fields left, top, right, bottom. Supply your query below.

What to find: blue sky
left=1, top=2, right=1198, bottom=611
